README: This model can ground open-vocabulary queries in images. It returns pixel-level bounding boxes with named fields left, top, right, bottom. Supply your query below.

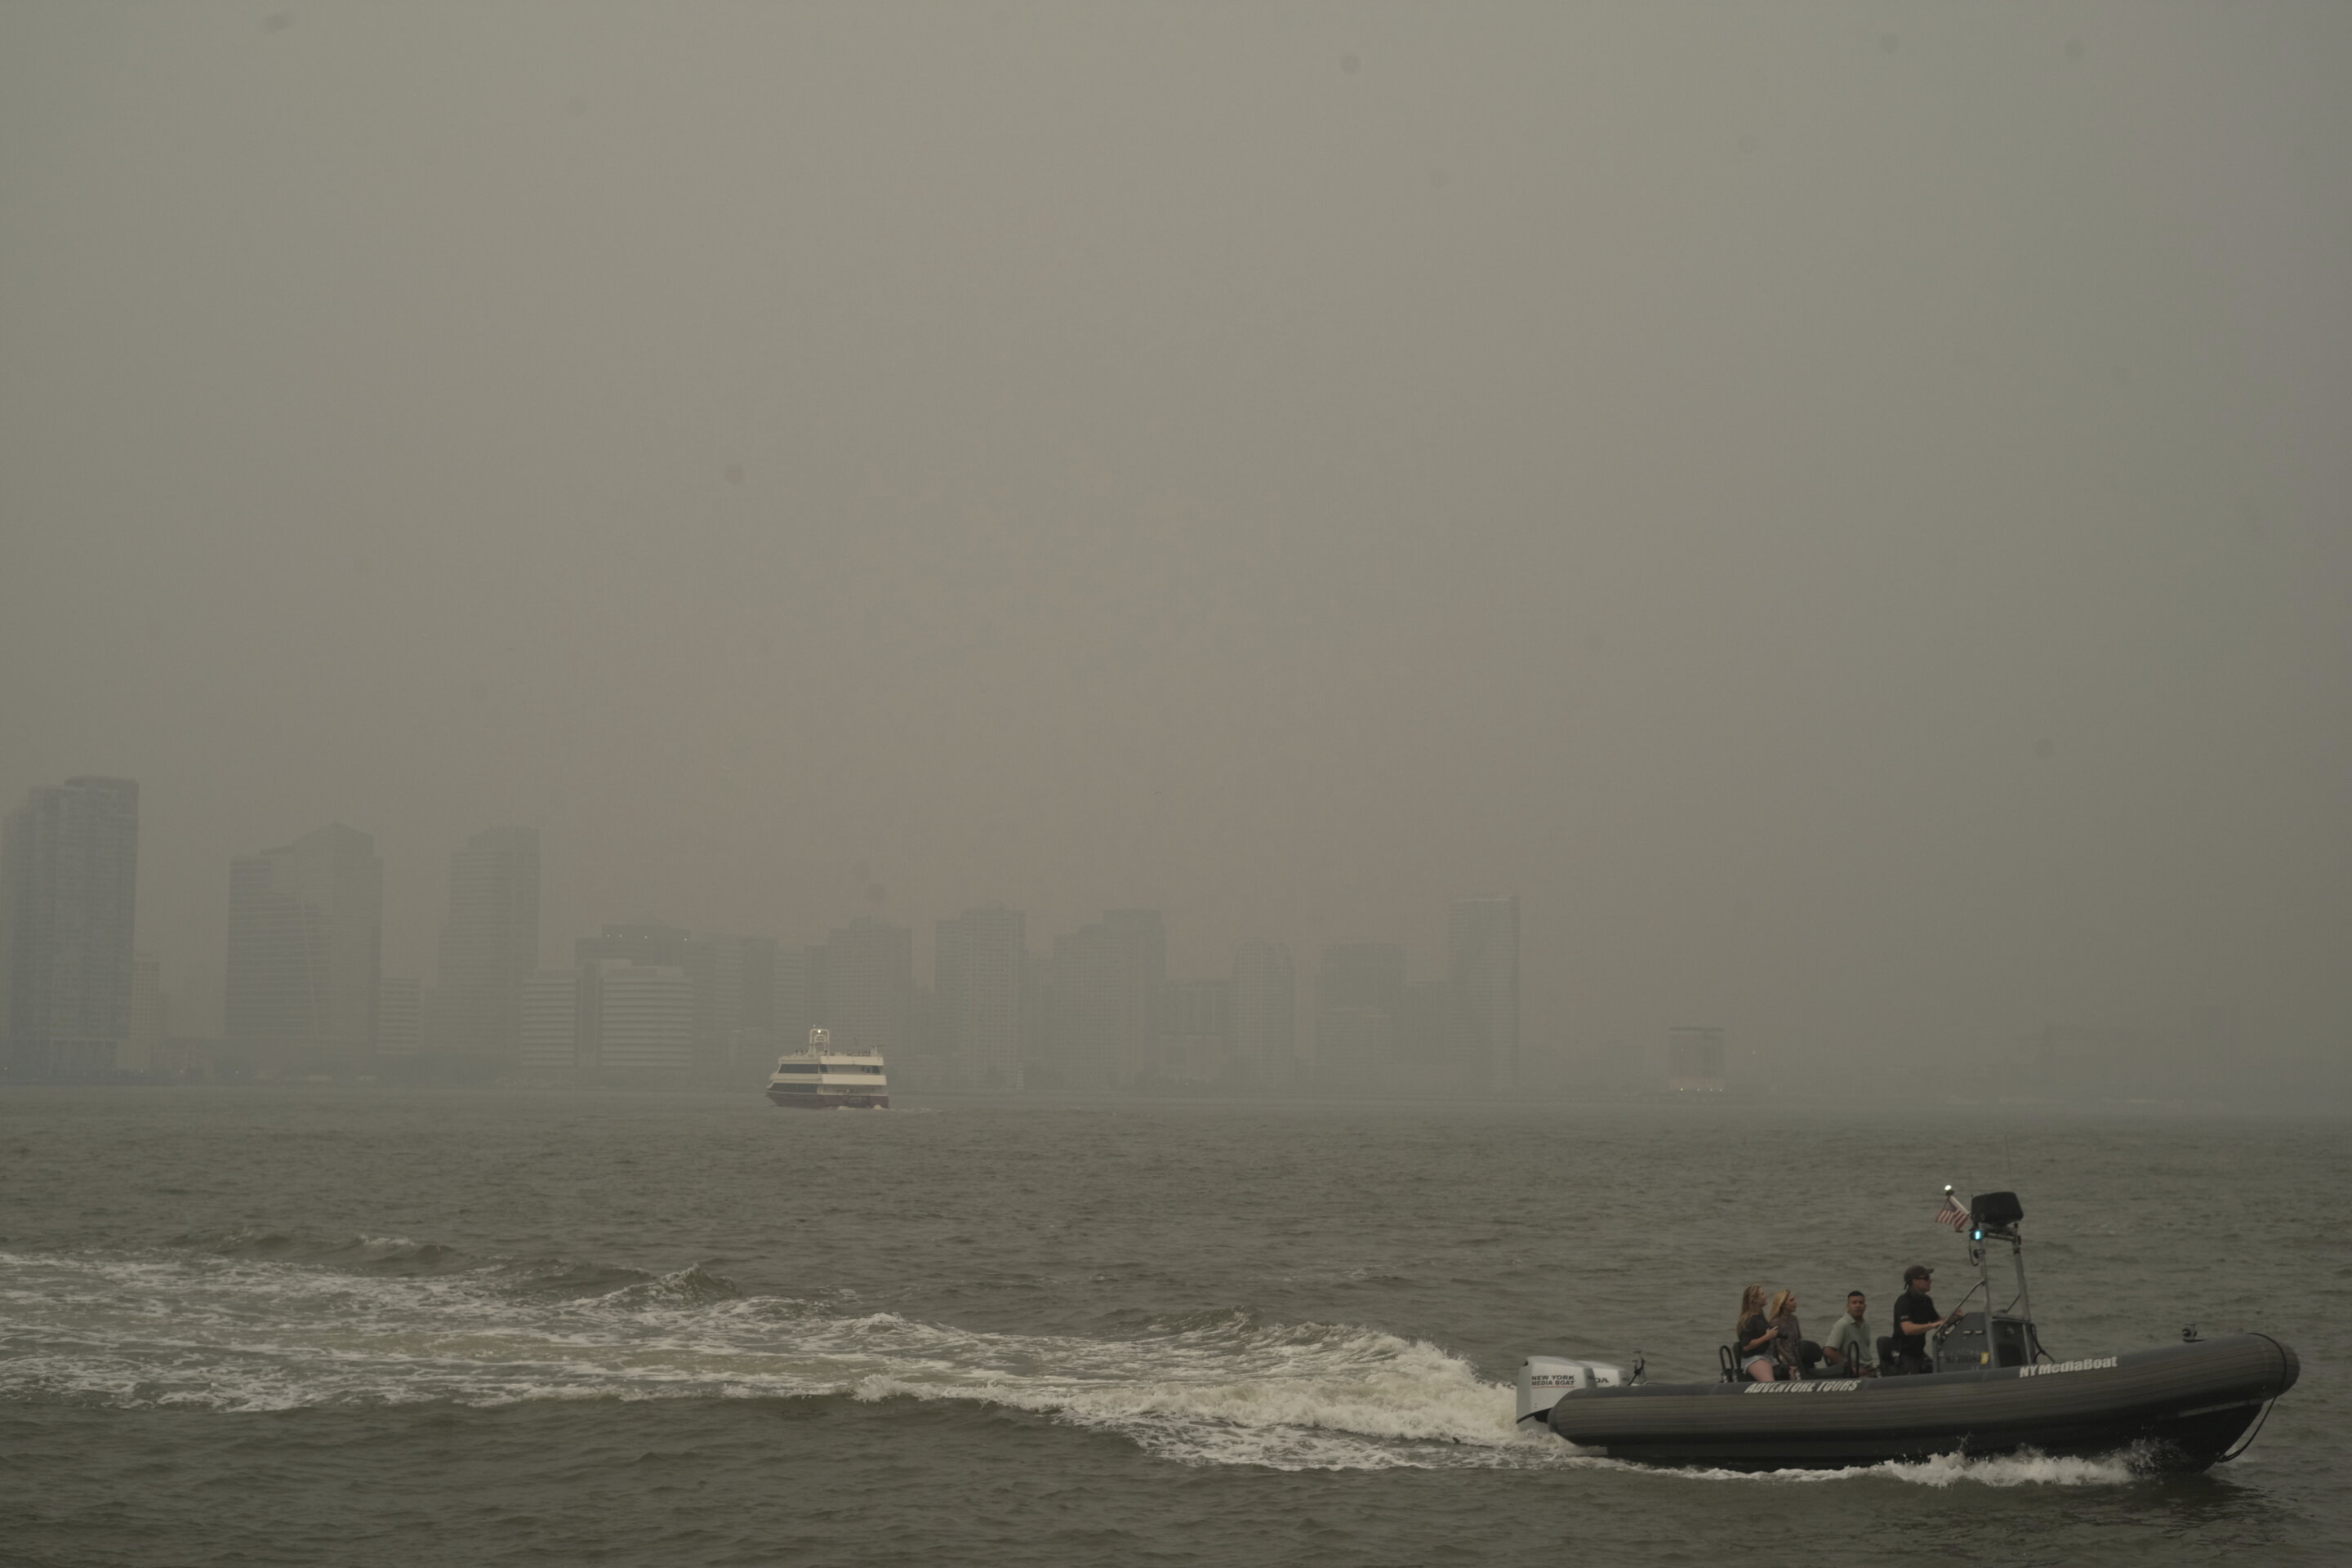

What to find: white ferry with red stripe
left=765, top=1028, right=889, bottom=1109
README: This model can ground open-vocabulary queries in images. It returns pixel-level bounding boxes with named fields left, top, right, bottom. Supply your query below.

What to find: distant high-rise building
left=434, top=826, right=540, bottom=1069
left=226, top=823, right=383, bottom=1069
left=0, top=777, right=140, bottom=1076
left=937, top=906, right=1025, bottom=1089
left=572, top=924, right=777, bottom=1071
left=1315, top=1005, right=1392, bottom=1094
left=1320, top=943, right=1406, bottom=1018
left=1448, top=896, right=1520, bottom=1094
left=773, top=944, right=828, bottom=1051
left=1666, top=1026, right=1726, bottom=1094
left=826, top=917, right=912, bottom=1057
left=1051, top=910, right=1165, bottom=1089
left=1230, top=940, right=1295, bottom=1088
left=594, top=960, right=694, bottom=1071
left=1395, top=978, right=1462, bottom=1093
left=376, top=977, right=421, bottom=1057
left=576, top=921, right=710, bottom=1063
left=1157, top=977, right=1232, bottom=1084
left=716, top=933, right=777, bottom=1065
left=520, top=959, right=694, bottom=1075
left=1316, top=942, right=1405, bottom=1091
left=520, top=969, right=584, bottom=1073
left=125, top=951, right=167, bottom=1073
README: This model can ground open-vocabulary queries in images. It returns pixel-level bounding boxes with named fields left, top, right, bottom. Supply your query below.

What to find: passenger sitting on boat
left=1766, top=1290, right=1822, bottom=1378
left=1891, top=1266, right=1953, bottom=1374
left=1735, top=1284, right=1780, bottom=1381
left=1823, top=1290, right=1872, bottom=1372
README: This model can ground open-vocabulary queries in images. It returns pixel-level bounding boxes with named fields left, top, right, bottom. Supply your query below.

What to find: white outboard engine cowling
left=1517, top=1357, right=1627, bottom=1426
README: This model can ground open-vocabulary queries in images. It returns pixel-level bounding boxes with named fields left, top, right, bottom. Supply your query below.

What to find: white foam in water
left=0, top=1249, right=2159, bottom=1482
left=0, top=1247, right=1564, bottom=1472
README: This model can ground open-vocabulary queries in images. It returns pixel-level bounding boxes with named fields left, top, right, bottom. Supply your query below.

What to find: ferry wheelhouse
left=765, top=1027, right=889, bottom=1109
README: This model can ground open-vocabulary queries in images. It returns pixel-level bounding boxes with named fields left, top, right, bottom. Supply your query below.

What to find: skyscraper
left=1230, top=939, right=1295, bottom=1089
left=937, top=906, right=1025, bottom=1090
left=773, top=943, right=828, bottom=1051
left=826, top=916, right=912, bottom=1058
left=1448, top=895, right=1521, bottom=1094
left=226, top=822, right=383, bottom=1071
left=1157, top=977, right=1232, bottom=1084
left=1316, top=942, right=1405, bottom=1092
left=376, top=976, right=421, bottom=1058
left=434, top=826, right=540, bottom=1071
left=1051, top=909, right=1165, bottom=1089
left=0, top=777, right=139, bottom=1076
left=125, top=951, right=167, bottom=1073
left=522, top=960, right=693, bottom=1074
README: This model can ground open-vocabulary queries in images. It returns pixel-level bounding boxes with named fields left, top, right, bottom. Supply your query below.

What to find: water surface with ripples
left=1, top=1087, right=2341, bottom=1565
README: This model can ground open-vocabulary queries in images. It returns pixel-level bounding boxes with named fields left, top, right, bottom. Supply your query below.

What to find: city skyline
left=1, top=773, right=2329, bottom=1102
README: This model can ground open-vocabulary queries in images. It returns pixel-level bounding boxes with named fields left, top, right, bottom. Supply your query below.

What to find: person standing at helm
left=1892, top=1266, right=1957, bottom=1373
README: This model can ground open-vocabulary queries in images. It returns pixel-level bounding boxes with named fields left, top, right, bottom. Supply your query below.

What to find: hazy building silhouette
left=1448, top=895, right=1520, bottom=1094
left=523, top=959, right=695, bottom=1074
left=568, top=924, right=775, bottom=1072
left=520, top=968, right=584, bottom=1073
left=125, top=951, right=167, bottom=1073
left=937, top=906, right=1025, bottom=1089
left=773, top=943, right=828, bottom=1053
left=0, top=777, right=140, bottom=1076
left=1320, top=942, right=1406, bottom=1018
left=1157, top=976, right=1232, bottom=1085
left=433, top=826, right=540, bottom=1070
left=1316, top=942, right=1405, bottom=1092
left=595, top=960, right=693, bottom=1071
left=226, top=823, right=383, bottom=1071
left=376, top=976, right=421, bottom=1058
left=1051, top=909, right=1165, bottom=1089
left=709, top=933, right=777, bottom=1067
left=826, top=916, right=912, bottom=1057
left=1666, top=1025, right=1726, bottom=1094
left=1230, top=940, right=1295, bottom=1089
left=1315, top=1005, right=1393, bottom=1094
left=1395, top=978, right=1463, bottom=1094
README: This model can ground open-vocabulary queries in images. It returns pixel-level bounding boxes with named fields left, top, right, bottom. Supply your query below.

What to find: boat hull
left=1546, top=1333, right=2296, bottom=1472
left=766, top=1090, right=889, bottom=1109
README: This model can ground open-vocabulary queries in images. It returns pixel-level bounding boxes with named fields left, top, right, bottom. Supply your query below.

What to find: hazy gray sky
left=4, top=2, right=2346, bottom=1073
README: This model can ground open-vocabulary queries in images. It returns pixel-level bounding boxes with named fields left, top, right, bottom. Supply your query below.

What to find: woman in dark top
left=1735, top=1283, right=1778, bottom=1381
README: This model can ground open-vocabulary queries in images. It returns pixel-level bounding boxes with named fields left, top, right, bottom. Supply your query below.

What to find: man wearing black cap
left=1891, top=1266, right=1956, bottom=1374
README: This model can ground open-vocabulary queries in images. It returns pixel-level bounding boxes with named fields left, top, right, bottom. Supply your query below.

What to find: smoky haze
left=3, top=3, right=2347, bottom=1093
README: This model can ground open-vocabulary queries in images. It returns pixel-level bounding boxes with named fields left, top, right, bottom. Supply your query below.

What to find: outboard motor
left=1517, top=1357, right=1627, bottom=1426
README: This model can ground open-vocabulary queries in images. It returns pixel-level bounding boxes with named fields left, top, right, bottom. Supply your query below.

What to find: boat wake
left=0, top=1242, right=1553, bottom=1472
left=0, top=1243, right=2151, bottom=1484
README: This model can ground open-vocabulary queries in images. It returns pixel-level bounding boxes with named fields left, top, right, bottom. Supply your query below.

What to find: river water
left=0, top=1087, right=2341, bottom=1566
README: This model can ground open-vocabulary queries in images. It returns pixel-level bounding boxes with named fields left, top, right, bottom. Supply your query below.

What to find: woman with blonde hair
left=1766, top=1289, right=1821, bottom=1379
left=1735, top=1284, right=1778, bottom=1382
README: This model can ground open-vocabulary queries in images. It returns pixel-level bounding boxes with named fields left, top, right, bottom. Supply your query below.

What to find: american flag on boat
left=1933, top=1192, right=1971, bottom=1232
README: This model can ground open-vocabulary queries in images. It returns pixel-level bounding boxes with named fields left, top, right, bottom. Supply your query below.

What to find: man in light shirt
left=1824, top=1290, right=1873, bottom=1374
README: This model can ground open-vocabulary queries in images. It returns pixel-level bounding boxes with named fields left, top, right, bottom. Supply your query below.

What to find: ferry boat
left=765, top=1027, right=889, bottom=1109
left=1519, top=1189, right=2297, bottom=1471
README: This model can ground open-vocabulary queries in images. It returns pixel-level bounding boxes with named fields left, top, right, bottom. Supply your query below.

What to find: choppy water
left=1, top=1089, right=2342, bottom=1565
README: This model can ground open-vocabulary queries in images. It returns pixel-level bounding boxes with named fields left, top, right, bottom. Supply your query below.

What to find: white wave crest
left=0, top=1249, right=1559, bottom=1472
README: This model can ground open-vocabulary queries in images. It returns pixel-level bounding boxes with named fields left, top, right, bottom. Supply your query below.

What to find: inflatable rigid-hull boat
left=1541, top=1331, right=2296, bottom=1472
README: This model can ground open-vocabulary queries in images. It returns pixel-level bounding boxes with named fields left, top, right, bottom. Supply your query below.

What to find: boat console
left=1925, top=1187, right=2047, bottom=1373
